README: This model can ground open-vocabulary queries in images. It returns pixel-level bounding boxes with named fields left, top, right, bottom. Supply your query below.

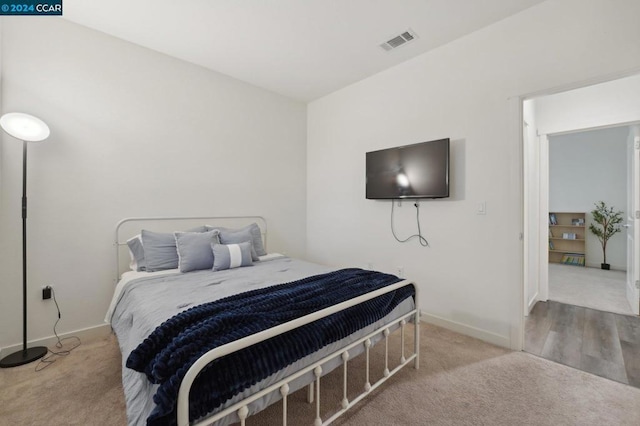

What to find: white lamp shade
left=0, top=112, right=50, bottom=142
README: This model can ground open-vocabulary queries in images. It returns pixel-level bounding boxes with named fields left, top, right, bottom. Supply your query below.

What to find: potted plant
left=589, top=201, right=624, bottom=270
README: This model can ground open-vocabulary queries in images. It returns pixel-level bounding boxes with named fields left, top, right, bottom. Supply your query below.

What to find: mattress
left=108, top=255, right=415, bottom=425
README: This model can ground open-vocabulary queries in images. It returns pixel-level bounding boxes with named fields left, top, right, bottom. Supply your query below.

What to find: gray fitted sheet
left=110, top=257, right=415, bottom=425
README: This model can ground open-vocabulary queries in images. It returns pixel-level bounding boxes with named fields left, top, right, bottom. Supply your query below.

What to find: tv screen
left=366, top=138, right=449, bottom=199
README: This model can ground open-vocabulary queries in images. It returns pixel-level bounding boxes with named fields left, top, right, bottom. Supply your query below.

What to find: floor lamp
left=0, top=112, right=50, bottom=368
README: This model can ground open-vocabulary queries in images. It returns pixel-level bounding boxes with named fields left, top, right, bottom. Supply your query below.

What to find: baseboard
left=585, top=262, right=626, bottom=271
left=0, top=323, right=112, bottom=359
left=421, top=312, right=511, bottom=348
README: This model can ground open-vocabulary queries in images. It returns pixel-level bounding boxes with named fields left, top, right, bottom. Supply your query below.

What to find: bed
left=107, top=216, right=420, bottom=426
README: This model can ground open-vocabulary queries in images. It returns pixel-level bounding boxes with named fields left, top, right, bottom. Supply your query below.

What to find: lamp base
left=0, top=346, right=48, bottom=368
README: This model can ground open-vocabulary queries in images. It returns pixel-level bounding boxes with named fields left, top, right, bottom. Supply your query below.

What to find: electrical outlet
left=476, top=201, right=486, bottom=215
left=42, top=286, right=52, bottom=300
left=395, top=266, right=404, bottom=278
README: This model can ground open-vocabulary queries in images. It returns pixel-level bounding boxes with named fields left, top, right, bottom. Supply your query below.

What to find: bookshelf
left=548, top=212, right=586, bottom=266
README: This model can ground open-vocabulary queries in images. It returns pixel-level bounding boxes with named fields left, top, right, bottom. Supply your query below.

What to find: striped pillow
left=212, top=242, right=253, bottom=271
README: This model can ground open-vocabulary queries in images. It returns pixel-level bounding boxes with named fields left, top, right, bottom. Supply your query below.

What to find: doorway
left=522, top=74, right=640, bottom=387
left=546, top=126, right=632, bottom=315
left=522, top=74, right=640, bottom=317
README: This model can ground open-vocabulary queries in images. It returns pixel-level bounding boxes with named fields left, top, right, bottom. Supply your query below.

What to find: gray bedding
left=110, top=256, right=415, bottom=425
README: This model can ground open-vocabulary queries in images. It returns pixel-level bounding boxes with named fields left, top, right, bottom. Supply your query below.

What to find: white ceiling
left=63, top=0, right=546, bottom=102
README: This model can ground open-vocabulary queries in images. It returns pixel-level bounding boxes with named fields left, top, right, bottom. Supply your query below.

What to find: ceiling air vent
left=380, top=29, right=418, bottom=51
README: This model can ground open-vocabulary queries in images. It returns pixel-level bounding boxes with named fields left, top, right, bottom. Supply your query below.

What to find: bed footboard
left=177, top=280, right=420, bottom=426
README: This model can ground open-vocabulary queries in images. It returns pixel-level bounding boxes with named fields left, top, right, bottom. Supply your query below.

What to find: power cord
left=35, top=287, right=81, bottom=372
left=391, top=200, right=429, bottom=247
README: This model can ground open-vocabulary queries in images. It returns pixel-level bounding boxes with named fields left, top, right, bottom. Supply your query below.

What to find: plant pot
left=601, top=263, right=610, bottom=270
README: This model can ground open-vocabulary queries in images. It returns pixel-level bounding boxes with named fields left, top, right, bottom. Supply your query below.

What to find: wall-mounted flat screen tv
left=366, top=138, right=450, bottom=199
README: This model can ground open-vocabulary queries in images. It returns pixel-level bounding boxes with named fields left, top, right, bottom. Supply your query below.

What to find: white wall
left=307, top=0, right=640, bottom=347
left=0, top=18, right=307, bottom=352
left=536, top=74, right=640, bottom=135
left=549, top=126, right=628, bottom=269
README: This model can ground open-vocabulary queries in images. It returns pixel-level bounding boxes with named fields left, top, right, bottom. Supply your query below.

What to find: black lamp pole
left=0, top=140, right=48, bottom=368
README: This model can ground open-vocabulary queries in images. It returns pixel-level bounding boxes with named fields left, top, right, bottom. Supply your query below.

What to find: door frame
left=626, top=125, right=640, bottom=315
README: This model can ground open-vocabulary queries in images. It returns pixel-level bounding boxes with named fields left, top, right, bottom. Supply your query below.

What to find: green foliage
left=588, top=201, right=624, bottom=264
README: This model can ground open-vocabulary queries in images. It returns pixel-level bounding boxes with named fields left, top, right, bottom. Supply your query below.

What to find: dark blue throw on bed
left=126, top=268, right=414, bottom=426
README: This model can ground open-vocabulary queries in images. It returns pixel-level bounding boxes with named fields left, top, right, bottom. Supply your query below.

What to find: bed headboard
left=114, top=216, right=267, bottom=282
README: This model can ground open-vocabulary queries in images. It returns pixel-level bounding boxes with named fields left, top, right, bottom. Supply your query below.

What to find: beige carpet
left=549, top=263, right=633, bottom=315
left=2, top=324, right=640, bottom=426
left=0, top=336, right=126, bottom=425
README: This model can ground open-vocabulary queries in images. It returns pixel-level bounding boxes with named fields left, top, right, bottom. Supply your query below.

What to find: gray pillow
left=207, top=223, right=266, bottom=256
left=217, top=228, right=259, bottom=261
left=141, top=230, right=181, bottom=272
left=134, top=226, right=207, bottom=272
left=175, top=230, right=220, bottom=273
left=126, top=235, right=146, bottom=272
left=212, top=242, right=253, bottom=271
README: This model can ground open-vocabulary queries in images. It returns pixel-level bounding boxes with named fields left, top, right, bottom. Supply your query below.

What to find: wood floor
left=525, top=300, right=640, bottom=388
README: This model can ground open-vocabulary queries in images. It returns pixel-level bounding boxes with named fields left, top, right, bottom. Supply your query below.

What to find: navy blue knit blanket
left=126, top=268, right=414, bottom=426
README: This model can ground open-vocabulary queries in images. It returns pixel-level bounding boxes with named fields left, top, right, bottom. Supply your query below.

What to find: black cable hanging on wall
left=390, top=200, right=429, bottom=247
left=34, top=288, right=81, bottom=372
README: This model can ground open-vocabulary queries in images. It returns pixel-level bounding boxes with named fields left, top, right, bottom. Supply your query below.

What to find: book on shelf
left=571, top=218, right=585, bottom=226
left=549, top=228, right=553, bottom=237
left=560, top=252, right=585, bottom=266
left=549, top=213, right=557, bottom=225
left=562, top=232, right=577, bottom=240
left=549, top=240, right=555, bottom=250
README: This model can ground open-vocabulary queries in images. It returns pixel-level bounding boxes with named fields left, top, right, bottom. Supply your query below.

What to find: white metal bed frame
left=114, top=216, right=420, bottom=426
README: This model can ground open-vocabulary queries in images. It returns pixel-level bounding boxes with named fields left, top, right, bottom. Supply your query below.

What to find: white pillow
left=126, top=235, right=146, bottom=272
